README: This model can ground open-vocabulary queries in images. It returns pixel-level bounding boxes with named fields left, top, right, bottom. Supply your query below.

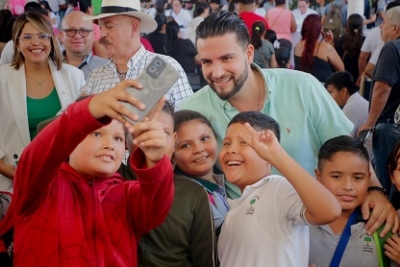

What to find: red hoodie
left=12, top=98, right=174, bottom=267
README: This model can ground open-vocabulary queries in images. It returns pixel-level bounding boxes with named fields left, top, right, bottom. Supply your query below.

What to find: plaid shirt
left=80, top=45, right=193, bottom=110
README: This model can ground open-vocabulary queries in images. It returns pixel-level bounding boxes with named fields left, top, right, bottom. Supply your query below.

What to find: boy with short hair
left=217, top=111, right=341, bottom=267
left=12, top=80, right=174, bottom=267
left=325, top=71, right=373, bottom=158
left=310, top=135, right=394, bottom=267
left=325, top=71, right=369, bottom=137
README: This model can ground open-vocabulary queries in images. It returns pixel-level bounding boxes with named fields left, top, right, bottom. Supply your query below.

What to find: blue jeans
left=373, top=122, right=400, bottom=193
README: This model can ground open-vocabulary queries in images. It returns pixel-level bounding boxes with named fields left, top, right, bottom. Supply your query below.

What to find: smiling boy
left=217, top=111, right=341, bottom=267
left=310, top=136, right=395, bottom=267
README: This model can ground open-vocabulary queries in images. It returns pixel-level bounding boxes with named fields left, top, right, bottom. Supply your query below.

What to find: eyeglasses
left=18, top=33, right=52, bottom=46
left=62, top=28, right=93, bottom=37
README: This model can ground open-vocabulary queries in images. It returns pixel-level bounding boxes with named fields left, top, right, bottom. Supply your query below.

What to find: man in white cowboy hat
left=79, top=0, right=193, bottom=110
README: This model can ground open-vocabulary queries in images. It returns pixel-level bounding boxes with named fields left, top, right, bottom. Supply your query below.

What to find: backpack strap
left=329, top=208, right=361, bottom=267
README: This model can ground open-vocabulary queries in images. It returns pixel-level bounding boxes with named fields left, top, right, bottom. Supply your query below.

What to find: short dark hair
left=324, top=71, right=356, bottom=95
left=228, top=111, right=281, bottom=141
left=275, top=47, right=290, bottom=68
left=193, top=1, right=209, bottom=17
left=318, top=135, right=369, bottom=171
left=162, top=100, right=174, bottom=118
left=387, top=140, right=400, bottom=176
left=195, top=11, right=250, bottom=48
left=264, top=29, right=276, bottom=44
left=386, top=1, right=400, bottom=11
left=174, top=110, right=215, bottom=135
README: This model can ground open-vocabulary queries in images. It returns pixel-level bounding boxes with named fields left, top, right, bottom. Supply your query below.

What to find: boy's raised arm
left=240, top=123, right=341, bottom=225
left=14, top=80, right=146, bottom=216
left=124, top=100, right=174, bottom=236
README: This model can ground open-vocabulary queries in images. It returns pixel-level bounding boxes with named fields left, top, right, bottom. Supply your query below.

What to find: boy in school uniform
left=310, top=135, right=396, bottom=267
left=12, top=80, right=174, bottom=267
left=217, top=111, right=341, bottom=267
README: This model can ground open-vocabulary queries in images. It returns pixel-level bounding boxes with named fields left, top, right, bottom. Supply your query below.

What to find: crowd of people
left=1, top=0, right=400, bottom=266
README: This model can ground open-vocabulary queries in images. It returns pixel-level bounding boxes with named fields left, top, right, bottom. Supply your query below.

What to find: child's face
left=69, top=120, right=126, bottom=178
left=390, top=152, right=400, bottom=191
left=174, top=120, right=218, bottom=178
left=315, top=152, right=370, bottom=213
left=155, top=111, right=176, bottom=159
left=326, top=85, right=347, bottom=107
left=219, top=123, right=271, bottom=191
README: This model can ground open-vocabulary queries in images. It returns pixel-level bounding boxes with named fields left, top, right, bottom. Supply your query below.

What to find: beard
left=207, top=63, right=248, bottom=101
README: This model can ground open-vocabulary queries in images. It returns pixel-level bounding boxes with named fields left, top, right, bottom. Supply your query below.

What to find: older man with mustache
left=79, top=0, right=193, bottom=110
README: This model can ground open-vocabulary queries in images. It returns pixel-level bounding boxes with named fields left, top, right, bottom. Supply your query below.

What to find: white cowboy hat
left=83, top=0, right=157, bottom=33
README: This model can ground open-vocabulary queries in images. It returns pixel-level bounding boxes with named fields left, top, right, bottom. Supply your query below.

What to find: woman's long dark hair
left=165, top=19, right=180, bottom=57
left=343, top=14, right=363, bottom=58
left=300, top=14, right=322, bottom=71
left=251, top=21, right=266, bottom=50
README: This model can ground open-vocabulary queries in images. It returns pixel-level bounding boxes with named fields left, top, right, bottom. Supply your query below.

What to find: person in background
left=324, top=71, right=372, bottom=158
left=251, top=21, right=277, bottom=68
left=60, top=11, right=108, bottom=79
left=40, top=1, right=58, bottom=29
left=69, top=0, right=108, bottom=59
left=0, top=9, right=15, bottom=55
left=209, top=0, right=222, bottom=13
left=357, top=6, right=400, bottom=195
left=275, top=46, right=291, bottom=68
left=265, top=0, right=296, bottom=43
left=80, top=0, right=193, bottom=111
left=144, top=13, right=168, bottom=55
left=165, top=0, right=192, bottom=29
left=291, top=0, right=317, bottom=62
left=186, top=1, right=210, bottom=45
left=165, top=19, right=201, bottom=91
left=294, top=14, right=344, bottom=83
left=334, top=13, right=364, bottom=88
left=0, top=11, right=84, bottom=192
left=236, top=0, right=269, bottom=37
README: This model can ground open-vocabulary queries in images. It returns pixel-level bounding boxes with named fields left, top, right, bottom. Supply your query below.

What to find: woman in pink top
left=265, top=0, right=296, bottom=43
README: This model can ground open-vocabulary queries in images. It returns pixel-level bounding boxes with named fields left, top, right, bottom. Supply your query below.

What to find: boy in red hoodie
left=12, top=80, right=174, bottom=267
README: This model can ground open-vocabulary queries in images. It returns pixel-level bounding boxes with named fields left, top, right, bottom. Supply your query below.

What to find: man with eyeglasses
left=61, top=11, right=108, bottom=79
left=358, top=6, right=400, bottom=195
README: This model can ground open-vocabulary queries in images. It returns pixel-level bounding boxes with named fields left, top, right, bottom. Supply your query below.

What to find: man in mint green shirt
left=179, top=12, right=353, bottom=199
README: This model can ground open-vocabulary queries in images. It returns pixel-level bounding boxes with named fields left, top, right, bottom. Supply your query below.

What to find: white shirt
left=218, top=175, right=310, bottom=267
left=165, top=8, right=192, bottom=28
left=361, top=27, right=384, bottom=64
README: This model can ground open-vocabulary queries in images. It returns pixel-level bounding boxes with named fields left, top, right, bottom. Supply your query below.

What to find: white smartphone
left=120, top=56, right=180, bottom=124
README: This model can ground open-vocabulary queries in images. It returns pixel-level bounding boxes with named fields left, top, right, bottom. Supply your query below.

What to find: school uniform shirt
left=218, top=175, right=310, bottom=267
left=309, top=222, right=400, bottom=267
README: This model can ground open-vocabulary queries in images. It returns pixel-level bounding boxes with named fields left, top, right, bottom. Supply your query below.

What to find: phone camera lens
left=154, top=60, right=163, bottom=67
left=149, top=66, right=157, bottom=73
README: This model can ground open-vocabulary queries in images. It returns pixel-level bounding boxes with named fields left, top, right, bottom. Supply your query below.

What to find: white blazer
left=0, top=60, right=85, bottom=192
